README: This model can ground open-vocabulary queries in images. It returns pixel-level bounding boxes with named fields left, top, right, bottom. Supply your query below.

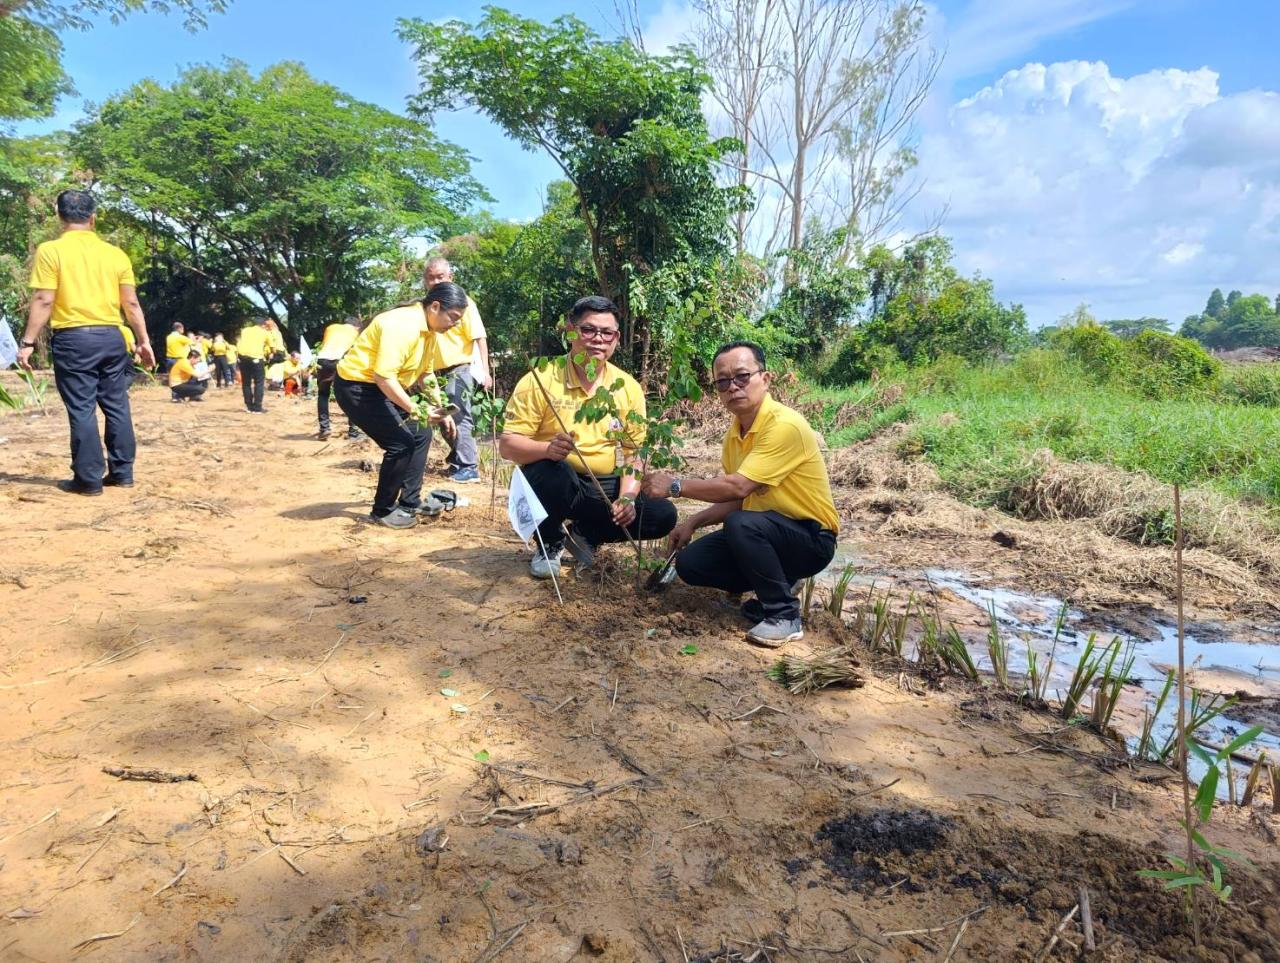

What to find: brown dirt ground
left=1, top=377, right=1278, bottom=963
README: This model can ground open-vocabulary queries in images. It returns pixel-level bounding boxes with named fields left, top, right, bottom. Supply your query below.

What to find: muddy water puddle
left=815, top=553, right=1280, bottom=793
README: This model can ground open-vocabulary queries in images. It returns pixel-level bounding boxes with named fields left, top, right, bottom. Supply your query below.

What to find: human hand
left=545, top=432, right=575, bottom=461
left=137, top=343, right=156, bottom=369
left=17, top=346, right=34, bottom=372
left=667, top=520, right=694, bottom=553
left=643, top=470, right=673, bottom=499
left=438, top=414, right=457, bottom=438
left=611, top=495, right=636, bottom=527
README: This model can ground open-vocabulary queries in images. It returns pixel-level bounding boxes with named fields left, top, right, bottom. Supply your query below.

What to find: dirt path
left=1, top=381, right=1278, bottom=962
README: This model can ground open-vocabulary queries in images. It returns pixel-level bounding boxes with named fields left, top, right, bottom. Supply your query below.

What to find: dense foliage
left=399, top=6, right=743, bottom=385
left=72, top=61, right=485, bottom=337
left=1179, top=287, right=1280, bottom=349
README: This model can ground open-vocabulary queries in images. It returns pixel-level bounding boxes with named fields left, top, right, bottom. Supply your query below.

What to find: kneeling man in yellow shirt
left=643, top=341, right=839, bottom=648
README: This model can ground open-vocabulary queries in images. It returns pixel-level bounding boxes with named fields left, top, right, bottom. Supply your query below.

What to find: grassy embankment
left=802, top=351, right=1280, bottom=524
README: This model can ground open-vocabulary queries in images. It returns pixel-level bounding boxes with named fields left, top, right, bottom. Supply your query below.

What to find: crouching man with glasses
left=499, top=296, right=677, bottom=579
left=642, top=341, right=839, bottom=647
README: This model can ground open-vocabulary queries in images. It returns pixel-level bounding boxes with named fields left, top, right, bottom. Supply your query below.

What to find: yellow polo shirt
left=268, top=327, right=285, bottom=355
left=165, top=331, right=191, bottom=359
left=504, top=357, right=645, bottom=477
left=211, top=339, right=228, bottom=357
left=236, top=325, right=271, bottom=360
left=722, top=393, right=839, bottom=534
left=282, top=358, right=301, bottom=378
left=427, top=297, right=486, bottom=371
left=225, top=345, right=238, bottom=364
left=266, top=362, right=286, bottom=382
left=169, top=358, right=196, bottom=387
left=336, top=304, right=434, bottom=387
left=28, top=230, right=135, bottom=330
left=318, top=322, right=359, bottom=361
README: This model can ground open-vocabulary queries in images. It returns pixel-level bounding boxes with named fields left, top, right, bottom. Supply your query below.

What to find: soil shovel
left=644, top=550, right=680, bottom=594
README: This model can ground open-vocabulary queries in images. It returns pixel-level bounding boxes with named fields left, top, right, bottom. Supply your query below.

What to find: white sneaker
left=530, top=544, right=563, bottom=580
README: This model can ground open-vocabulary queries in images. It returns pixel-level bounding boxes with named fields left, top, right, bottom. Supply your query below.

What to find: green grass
left=803, top=352, right=1280, bottom=510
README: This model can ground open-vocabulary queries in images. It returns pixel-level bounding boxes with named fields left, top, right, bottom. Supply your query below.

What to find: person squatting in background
left=169, top=348, right=208, bottom=403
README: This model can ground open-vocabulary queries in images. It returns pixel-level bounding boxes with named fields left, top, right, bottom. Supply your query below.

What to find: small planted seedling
left=826, top=562, right=856, bottom=617
left=1060, top=633, right=1113, bottom=720
left=1137, top=669, right=1176, bottom=761
left=985, top=600, right=1009, bottom=689
left=1090, top=640, right=1135, bottom=734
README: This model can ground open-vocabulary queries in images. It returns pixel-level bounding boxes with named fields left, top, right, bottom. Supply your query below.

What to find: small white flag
left=507, top=467, right=548, bottom=545
left=298, top=334, right=314, bottom=367
left=0, top=324, right=18, bottom=369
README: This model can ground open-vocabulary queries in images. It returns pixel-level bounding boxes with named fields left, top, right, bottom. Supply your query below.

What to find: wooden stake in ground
left=522, top=356, right=642, bottom=557
left=1173, top=483, right=1201, bottom=947
left=487, top=380, right=499, bottom=521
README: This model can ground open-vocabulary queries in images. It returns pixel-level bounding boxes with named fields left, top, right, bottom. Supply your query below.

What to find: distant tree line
left=1178, top=288, right=1280, bottom=349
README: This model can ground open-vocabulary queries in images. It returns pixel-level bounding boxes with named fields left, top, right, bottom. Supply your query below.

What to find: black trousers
left=213, top=356, right=233, bottom=387
left=334, top=376, right=431, bottom=516
left=239, top=357, right=265, bottom=411
left=520, top=458, right=677, bottom=549
left=51, top=325, right=136, bottom=487
left=676, top=510, right=837, bottom=622
left=171, top=380, right=207, bottom=401
left=316, top=359, right=339, bottom=431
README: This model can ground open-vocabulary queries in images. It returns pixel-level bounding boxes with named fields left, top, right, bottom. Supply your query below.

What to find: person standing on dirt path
left=498, top=295, right=677, bottom=580
left=315, top=316, right=361, bottom=440
left=164, top=322, right=190, bottom=373
left=334, top=283, right=466, bottom=529
left=642, top=341, right=839, bottom=648
left=423, top=256, right=492, bottom=484
left=17, top=189, right=155, bottom=495
left=236, top=318, right=273, bottom=413
left=210, top=332, right=231, bottom=388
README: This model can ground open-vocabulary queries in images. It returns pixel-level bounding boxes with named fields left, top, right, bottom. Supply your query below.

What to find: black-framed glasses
left=575, top=324, right=619, bottom=343
left=712, top=370, right=762, bottom=393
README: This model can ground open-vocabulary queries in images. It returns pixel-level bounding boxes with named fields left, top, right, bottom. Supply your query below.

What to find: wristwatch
left=668, top=477, right=682, bottom=498
left=20, top=340, right=37, bottom=349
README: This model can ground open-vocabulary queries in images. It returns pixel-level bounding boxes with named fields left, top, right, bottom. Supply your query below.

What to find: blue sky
left=18, top=1, right=1280, bottom=325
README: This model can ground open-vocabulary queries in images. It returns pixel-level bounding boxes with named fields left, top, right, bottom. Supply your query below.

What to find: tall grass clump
left=985, top=600, right=1009, bottom=689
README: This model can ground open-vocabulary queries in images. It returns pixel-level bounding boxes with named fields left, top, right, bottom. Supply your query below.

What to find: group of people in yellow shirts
left=20, top=191, right=839, bottom=649
left=332, top=268, right=839, bottom=647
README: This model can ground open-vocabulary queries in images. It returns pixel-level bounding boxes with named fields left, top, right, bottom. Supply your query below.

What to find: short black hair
left=423, top=282, right=468, bottom=312
left=713, top=340, right=766, bottom=369
left=172, top=322, right=184, bottom=331
left=56, top=189, right=97, bottom=224
left=568, top=295, right=619, bottom=326
left=187, top=349, right=200, bottom=359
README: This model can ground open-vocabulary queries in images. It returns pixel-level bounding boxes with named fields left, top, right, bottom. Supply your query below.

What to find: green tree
left=1, top=1, right=227, bottom=123
left=400, top=7, right=742, bottom=385
left=756, top=227, right=865, bottom=364
left=73, top=61, right=486, bottom=334
left=1205, top=287, right=1225, bottom=320
left=1222, top=293, right=1280, bottom=348
left=1103, top=317, right=1170, bottom=339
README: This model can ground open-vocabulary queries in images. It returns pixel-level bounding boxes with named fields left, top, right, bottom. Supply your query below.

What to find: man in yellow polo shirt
left=236, top=317, right=274, bottom=413
left=164, top=322, right=191, bottom=372
left=17, top=190, right=155, bottom=495
left=335, top=283, right=466, bottom=529
left=643, top=340, right=839, bottom=647
left=424, top=256, right=491, bottom=483
left=315, top=316, right=361, bottom=440
left=499, top=295, right=676, bottom=579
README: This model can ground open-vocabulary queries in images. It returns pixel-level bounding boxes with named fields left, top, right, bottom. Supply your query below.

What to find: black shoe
left=563, top=526, right=596, bottom=569
left=102, top=475, right=134, bottom=488
left=57, top=479, right=103, bottom=496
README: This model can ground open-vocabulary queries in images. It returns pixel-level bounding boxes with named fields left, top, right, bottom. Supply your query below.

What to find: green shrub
left=1220, top=363, right=1280, bottom=407
left=818, top=330, right=900, bottom=385
left=1126, top=330, right=1220, bottom=398
left=1049, top=324, right=1128, bottom=380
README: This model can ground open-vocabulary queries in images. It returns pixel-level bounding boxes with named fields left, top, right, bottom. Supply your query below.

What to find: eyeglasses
left=712, top=370, right=763, bottom=393
left=574, top=324, right=619, bottom=343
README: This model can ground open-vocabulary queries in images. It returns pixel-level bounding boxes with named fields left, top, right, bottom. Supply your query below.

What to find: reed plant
left=985, top=600, right=1009, bottom=689
left=767, top=648, right=864, bottom=694
left=826, top=562, right=857, bottom=617
left=1060, top=633, right=1117, bottom=720
left=1136, top=669, right=1176, bottom=761
left=1089, top=640, right=1135, bottom=733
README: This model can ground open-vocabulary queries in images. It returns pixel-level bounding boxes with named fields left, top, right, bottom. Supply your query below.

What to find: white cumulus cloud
left=908, top=60, right=1280, bottom=325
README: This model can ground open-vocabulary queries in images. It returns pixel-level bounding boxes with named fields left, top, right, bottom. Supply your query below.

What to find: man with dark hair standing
left=18, top=189, right=154, bottom=495
left=499, top=295, right=676, bottom=579
left=236, top=317, right=273, bottom=413
left=643, top=340, right=839, bottom=648
left=164, top=322, right=190, bottom=372
left=423, top=256, right=491, bottom=483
